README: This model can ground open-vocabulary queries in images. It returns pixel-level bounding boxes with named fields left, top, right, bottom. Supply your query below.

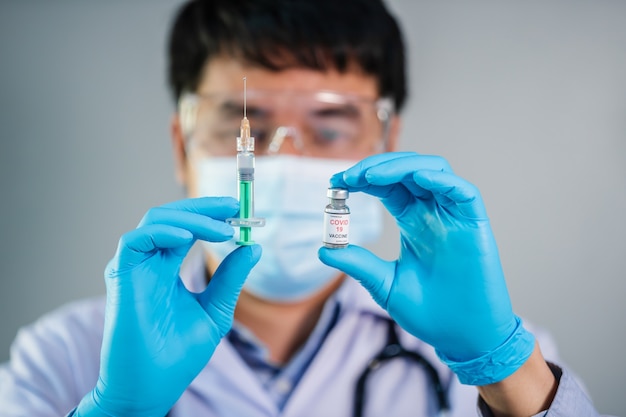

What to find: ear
left=170, top=114, right=188, bottom=185
left=385, top=115, right=402, bottom=152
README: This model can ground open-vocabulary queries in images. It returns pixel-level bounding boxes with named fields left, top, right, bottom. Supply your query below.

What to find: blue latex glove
left=318, top=152, right=534, bottom=385
left=75, top=197, right=261, bottom=416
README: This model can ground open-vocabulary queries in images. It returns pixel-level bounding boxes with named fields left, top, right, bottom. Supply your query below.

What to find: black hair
left=167, top=0, right=407, bottom=112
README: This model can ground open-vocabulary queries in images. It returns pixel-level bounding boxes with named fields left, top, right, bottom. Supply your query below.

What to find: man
left=0, top=1, right=606, bottom=416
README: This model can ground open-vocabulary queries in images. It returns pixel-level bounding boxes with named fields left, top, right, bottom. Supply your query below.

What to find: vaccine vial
left=323, top=188, right=350, bottom=248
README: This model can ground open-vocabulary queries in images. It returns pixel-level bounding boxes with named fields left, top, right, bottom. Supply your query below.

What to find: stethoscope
left=353, top=318, right=450, bottom=417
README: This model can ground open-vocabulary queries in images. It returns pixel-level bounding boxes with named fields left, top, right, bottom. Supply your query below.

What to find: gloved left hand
left=75, top=197, right=261, bottom=416
left=319, top=152, right=535, bottom=385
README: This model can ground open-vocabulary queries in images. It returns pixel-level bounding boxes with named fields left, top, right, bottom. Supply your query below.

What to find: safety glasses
left=179, top=90, right=394, bottom=159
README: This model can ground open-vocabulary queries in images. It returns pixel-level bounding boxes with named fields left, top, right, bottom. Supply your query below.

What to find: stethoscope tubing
left=353, top=319, right=450, bottom=417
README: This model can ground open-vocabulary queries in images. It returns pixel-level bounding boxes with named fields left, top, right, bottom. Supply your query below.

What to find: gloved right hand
left=75, top=197, right=261, bottom=417
left=319, top=153, right=535, bottom=385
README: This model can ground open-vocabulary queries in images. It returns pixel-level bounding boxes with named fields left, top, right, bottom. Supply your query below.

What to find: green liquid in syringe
left=238, top=180, right=253, bottom=244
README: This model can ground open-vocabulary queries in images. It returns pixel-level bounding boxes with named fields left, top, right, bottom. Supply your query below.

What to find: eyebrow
left=310, top=104, right=361, bottom=119
left=216, top=100, right=361, bottom=120
left=218, top=101, right=271, bottom=119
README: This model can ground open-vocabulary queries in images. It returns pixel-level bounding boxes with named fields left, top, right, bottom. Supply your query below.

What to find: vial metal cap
left=327, top=187, right=349, bottom=199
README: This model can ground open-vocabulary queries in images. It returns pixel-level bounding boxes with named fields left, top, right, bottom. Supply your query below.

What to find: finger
left=199, top=245, right=262, bottom=330
left=329, top=155, right=416, bottom=217
left=331, top=152, right=417, bottom=189
left=333, top=177, right=415, bottom=219
left=106, top=224, right=194, bottom=276
left=318, top=245, right=395, bottom=309
left=159, top=196, right=239, bottom=219
left=139, top=207, right=235, bottom=243
left=362, top=154, right=453, bottom=186
left=413, top=169, right=488, bottom=219
left=329, top=171, right=349, bottom=189
left=120, top=224, right=193, bottom=255
left=329, top=171, right=403, bottom=202
left=358, top=154, right=452, bottom=200
left=346, top=154, right=457, bottom=218
left=330, top=153, right=453, bottom=217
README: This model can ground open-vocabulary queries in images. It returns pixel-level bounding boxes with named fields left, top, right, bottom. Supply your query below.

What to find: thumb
left=199, top=244, right=262, bottom=329
left=318, top=245, right=395, bottom=309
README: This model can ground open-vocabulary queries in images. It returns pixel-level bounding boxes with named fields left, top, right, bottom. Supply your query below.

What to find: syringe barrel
left=237, top=152, right=255, bottom=181
left=237, top=151, right=255, bottom=223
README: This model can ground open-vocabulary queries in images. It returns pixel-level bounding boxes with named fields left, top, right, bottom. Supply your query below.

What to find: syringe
left=226, top=77, right=265, bottom=244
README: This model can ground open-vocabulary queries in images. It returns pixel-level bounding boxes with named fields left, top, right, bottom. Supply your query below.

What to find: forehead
left=197, top=55, right=379, bottom=99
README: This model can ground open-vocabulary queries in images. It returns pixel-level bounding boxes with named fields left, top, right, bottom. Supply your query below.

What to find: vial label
left=323, top=213, right=350, bottom=246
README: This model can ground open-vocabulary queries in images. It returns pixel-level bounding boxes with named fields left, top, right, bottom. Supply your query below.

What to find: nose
left=267, top=126, right=303, bottom=156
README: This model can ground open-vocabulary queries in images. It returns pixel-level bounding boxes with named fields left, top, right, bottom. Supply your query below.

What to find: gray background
left=0, top=1, right=624, bottom=414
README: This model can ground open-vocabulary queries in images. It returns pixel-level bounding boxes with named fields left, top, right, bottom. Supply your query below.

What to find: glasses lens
left=184, top=91, right=388, bottom=159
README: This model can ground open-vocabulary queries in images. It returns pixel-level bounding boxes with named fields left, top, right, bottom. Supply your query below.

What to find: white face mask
left=196, top=155, right=383, bottom=302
